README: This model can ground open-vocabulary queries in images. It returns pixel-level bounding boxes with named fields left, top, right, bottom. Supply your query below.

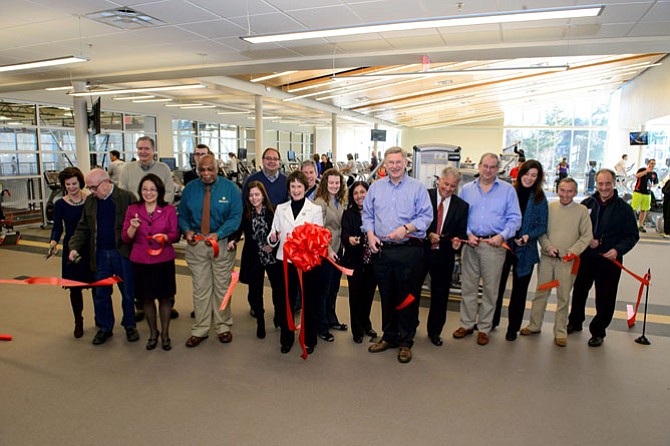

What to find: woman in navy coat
left=493, top=159, right=548, bottom=341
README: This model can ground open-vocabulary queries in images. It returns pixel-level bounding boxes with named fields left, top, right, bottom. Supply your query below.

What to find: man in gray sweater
left=120, top=136, right=174, bottom=203
left=521, top=177, right=592, bottom=347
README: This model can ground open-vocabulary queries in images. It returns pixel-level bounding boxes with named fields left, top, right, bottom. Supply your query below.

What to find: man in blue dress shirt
left=454, top=153, right=521, bottom=346
left=362, top=146, right=433, bottom=363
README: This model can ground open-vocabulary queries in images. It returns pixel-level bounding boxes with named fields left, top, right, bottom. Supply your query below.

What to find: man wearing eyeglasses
left=120, top=136, right=175, bottom=203
left=183, top=144, right=213, bottom=186
left=69, top=168, right=138, bottom=346
left=243, top=148, right=288, bottom=206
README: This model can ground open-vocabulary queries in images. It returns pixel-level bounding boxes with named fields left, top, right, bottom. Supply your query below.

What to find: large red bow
left=284, top=223, right=331, bottom=271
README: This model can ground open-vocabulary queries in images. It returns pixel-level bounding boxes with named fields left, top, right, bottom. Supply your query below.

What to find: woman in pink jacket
left=122, top=174, right=179, bottom=351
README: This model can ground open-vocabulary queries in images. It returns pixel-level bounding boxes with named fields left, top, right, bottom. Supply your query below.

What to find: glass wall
left=503, top=97, right=610, bottom=190
left=0, top=99, right=156, bottom=225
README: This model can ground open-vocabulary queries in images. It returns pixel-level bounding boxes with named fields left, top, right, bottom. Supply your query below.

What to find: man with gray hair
left=453, top=153, right=521, bottom=346
left=422, top=166, right=469, bottom=346
left=120, top=136, right=175, bottom=203
left=520, top=177, right=592, bottom=347
left=362, top=146, right=433, bottom=363
left=301, top=159, right=319, bottom=201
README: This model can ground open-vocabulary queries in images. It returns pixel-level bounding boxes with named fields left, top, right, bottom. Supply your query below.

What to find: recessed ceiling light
left=86, top=7, right=165, bottom=30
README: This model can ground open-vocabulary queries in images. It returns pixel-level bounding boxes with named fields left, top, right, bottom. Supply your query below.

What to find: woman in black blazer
left=228, top=181, right=281, bottom=339
left=341, top=181, right=378, bottom=343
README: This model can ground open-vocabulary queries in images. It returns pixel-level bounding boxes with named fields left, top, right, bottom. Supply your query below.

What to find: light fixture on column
left=240, top=5, right=603, bottom=43
left=0, top=56, right=88, bottom=73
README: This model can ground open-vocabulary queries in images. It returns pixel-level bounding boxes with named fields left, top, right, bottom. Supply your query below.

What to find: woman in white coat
left=268, top=170, right=323, bottom=354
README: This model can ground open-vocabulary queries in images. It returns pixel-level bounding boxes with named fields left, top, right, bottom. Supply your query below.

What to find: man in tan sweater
left=521, top=178, right=592, bottom=346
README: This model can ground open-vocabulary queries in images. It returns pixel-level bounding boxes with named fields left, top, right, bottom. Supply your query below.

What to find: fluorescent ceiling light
left=68, top=84, right=205, bottom=96
left=0, top=116, right=11, bottom=120
left=179, top=105, right=217, bottom=109
left=247, top=116, right=279, bottom=120
left=217, top=111, right=252, bottom=115
left=112, top=95, right=155, bottom=101
left=241, top=5, right=603, bottom=43
left=250, top=71, right=298, bottom=83
left=132, top=98, right=173, bottom=103
left=164, top=103, right=203, bottom=107
left=45, top=86, right=74, bottom=91
left=332, top=65, right=569, bottom=79
left=0, top=56, right=88, bottom=73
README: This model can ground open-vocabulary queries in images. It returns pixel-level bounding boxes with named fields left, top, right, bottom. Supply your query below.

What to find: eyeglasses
left=263, top=156, right=280, bottom=162
left=86, top=179, right=108, bottom=192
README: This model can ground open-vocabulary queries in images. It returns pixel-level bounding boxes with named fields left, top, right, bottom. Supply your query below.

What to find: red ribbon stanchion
left=193, top=235, right=220, bottom=258
left=0, top=276, right=123, bottom=287
left=599, top=255, right=650, bottom=328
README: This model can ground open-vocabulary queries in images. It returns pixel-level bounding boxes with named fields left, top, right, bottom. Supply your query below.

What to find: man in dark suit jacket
left=423, top=166, right=469, bottom=346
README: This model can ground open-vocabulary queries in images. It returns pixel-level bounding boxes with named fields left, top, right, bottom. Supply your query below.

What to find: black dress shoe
left=190, top=311, right=195, bottom=319
left=146, top=332, right=159, bottom=350
left=170, top=309, right=179, bottom=320
left=588, top=336, right=604, bottom=347
left=353, top=336, right=363, bottom=344
left=318, top=332, right=334, bottom=342
left=330, top=323, right=348, bottom=331
left=92, top=330, right=113, bottom=345
left=256, top=320, right=266, bottom=339
left=506, top=331, right=517, bottom=342
left=365, top=329, right=378, bottom=338
left=306, top=346, right=314, bottom=354
left=429, top=335, right=443, bottom=346
left=281, top=345, right=292, bottom=354
left=125, top=327, right=140, bottom=342
left=567, top=324, right=582, bottom=334
left=161, top=337, right=172, bottom=351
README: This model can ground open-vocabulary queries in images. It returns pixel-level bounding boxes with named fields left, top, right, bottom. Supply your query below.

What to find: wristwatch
left=403, top=224, right=410, bottom=233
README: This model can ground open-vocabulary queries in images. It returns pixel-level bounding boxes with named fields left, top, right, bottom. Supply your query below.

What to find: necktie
left=201, top=185, right=211, bottom=235
left=432, top=197, right=445, bottom=250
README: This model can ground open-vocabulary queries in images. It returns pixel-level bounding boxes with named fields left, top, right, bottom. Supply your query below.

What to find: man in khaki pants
left=521, top=178, right=592, bottom=346
left=178, top=155, right=242, bottom=348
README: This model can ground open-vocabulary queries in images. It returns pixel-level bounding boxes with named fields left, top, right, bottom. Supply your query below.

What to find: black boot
left=255, top=309, right=266, bottom=339
left=74, top=317, right=84, bottom=338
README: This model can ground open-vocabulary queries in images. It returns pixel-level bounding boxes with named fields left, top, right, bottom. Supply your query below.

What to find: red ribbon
left=0, top=276, right=123, bottom=287
left=146, top=234, right=167, bottom=256
left=0, top=334, right=12, bottom=341
left=452, top=237, right=513, bottom=253
left=218, top=271, right=240, bottom=312
left=536, top=253, right=581, bottom=291
left=600, top=255, right=650, bottom=328
left=395, top=294, right=415, bottom=310
left=193, top=235, right=220, bottom=258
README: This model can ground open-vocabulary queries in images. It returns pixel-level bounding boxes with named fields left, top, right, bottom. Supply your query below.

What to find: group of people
left=48, top=141, right=641, bottom=364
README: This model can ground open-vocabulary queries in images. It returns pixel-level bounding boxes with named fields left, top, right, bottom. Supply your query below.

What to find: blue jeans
left=93, top=249, right=135, bottom=332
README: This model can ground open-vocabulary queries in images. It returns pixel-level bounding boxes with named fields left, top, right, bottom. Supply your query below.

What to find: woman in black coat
left=228, top=180, right=282, bottom=338
left=341, top=180, right=378, bottom=343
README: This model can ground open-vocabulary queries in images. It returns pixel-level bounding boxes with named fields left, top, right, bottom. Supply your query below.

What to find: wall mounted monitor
left=238, top=147, right=248, bottom=159
left=629, top=131, right=648, bottom=145
left=287, top=150, right=296, bottom=161
left=371, top=129, right=387, bottom=142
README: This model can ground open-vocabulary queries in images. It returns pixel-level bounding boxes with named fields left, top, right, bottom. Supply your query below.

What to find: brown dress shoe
left=520, top=327, right=540, bottom=336
left=477, top=332, right=489, bottom=346
left=185, top=336, right=208, bottom=348
left=398, top=347, right=412, bottom=363
left=555, top=337, right=567, bottom=347
left=218, top=331, right=233, bottom=343
left=368, top=340, right=394, bottom=353
left=452, top=327, right=474, bottom=339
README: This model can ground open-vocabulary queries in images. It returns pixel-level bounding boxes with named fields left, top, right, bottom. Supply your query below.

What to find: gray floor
left=1, top=229, right=669, bottom=445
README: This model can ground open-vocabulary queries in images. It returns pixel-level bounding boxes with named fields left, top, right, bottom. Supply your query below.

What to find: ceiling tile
left=189, top=0, right=276, bottom=17
left=178, top=20, right=246, bottom=39
left=285, top=5, right=363, bottom=28
left=228, top=12, right=305, bottom=34
left=266, top=0, right=344, bottom=9
left=134, top=0, right=221, bottom=24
